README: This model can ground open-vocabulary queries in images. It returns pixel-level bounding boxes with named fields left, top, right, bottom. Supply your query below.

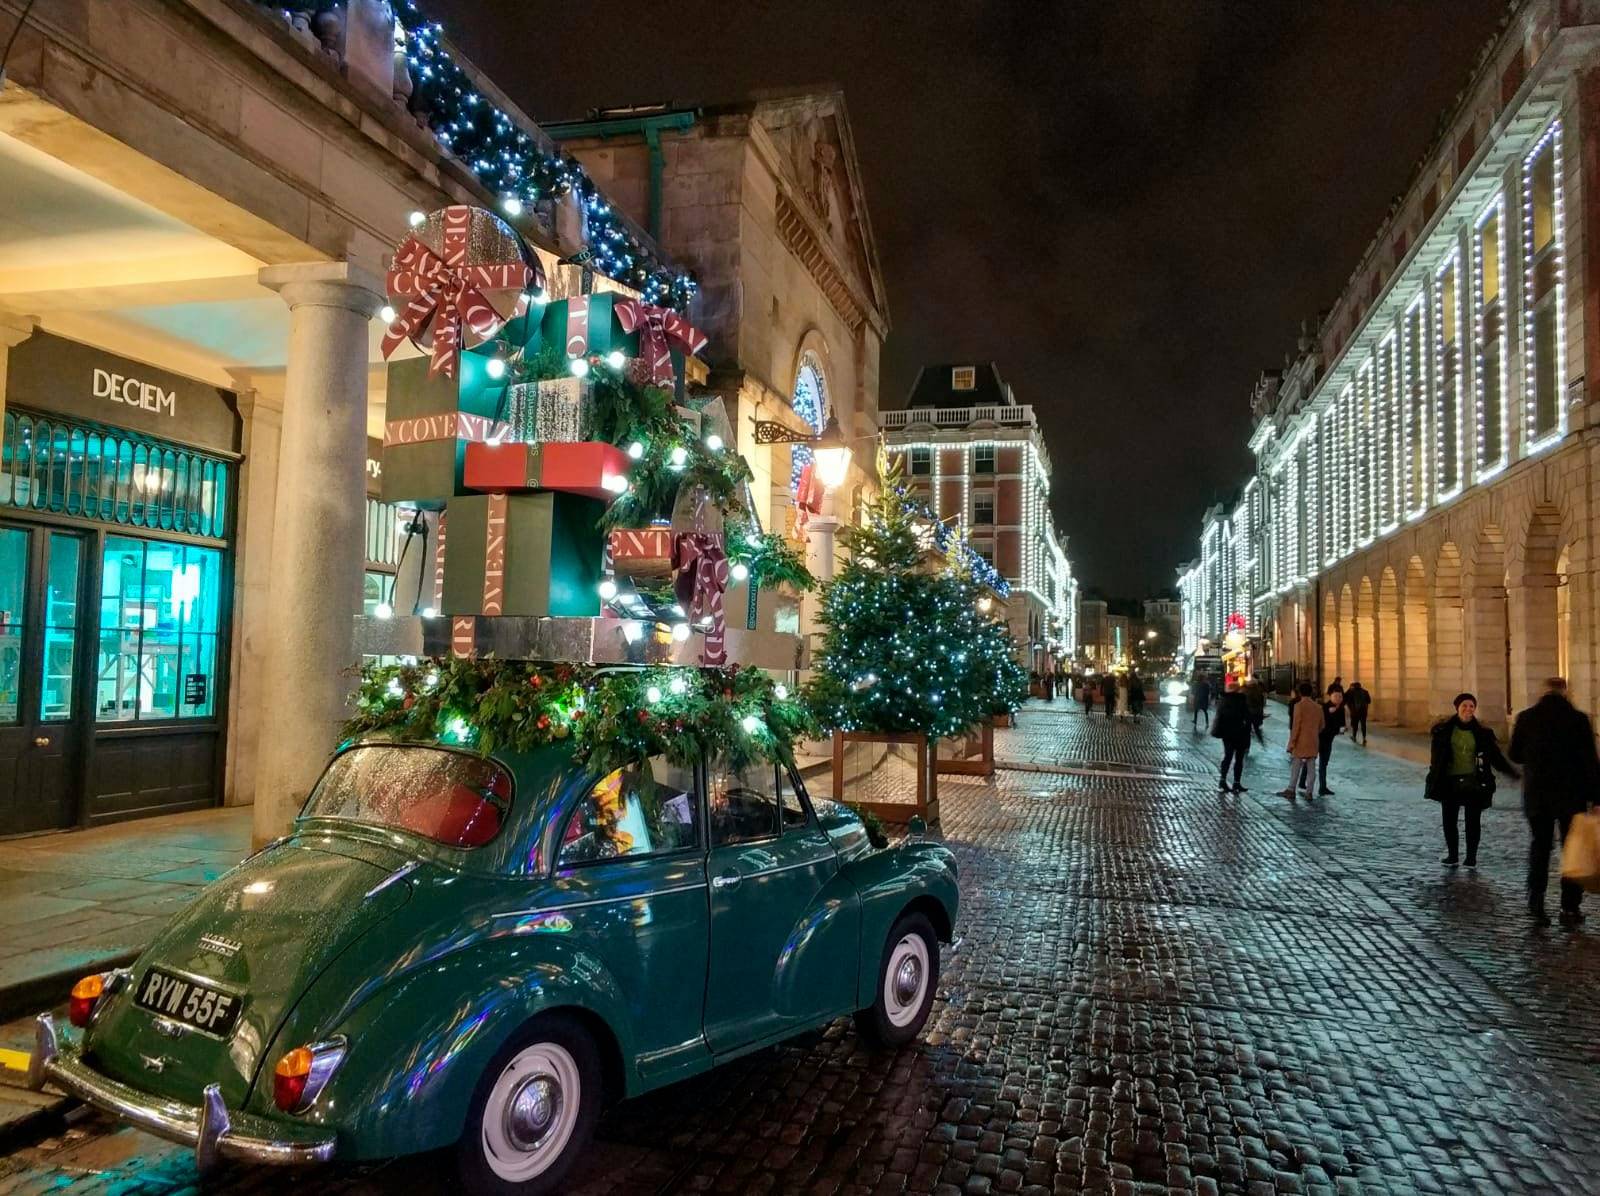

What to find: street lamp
left=752, top=411, right=854, bottom=491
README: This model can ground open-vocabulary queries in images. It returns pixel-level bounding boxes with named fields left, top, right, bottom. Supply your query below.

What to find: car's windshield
left=303, top=745, right=512, bottom=848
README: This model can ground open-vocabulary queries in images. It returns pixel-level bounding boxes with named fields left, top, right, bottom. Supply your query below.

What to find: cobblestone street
left=5, top=702, right=1600, bottom=1194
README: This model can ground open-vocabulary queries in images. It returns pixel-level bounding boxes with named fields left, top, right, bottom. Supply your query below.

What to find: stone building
left=547, top=92, right=890, bottom=598
left=0, top=0, right=691, bottom=841
left=881, top=363, right=1075, bottom=672
left=1178, top=0, right=1600, bottom=729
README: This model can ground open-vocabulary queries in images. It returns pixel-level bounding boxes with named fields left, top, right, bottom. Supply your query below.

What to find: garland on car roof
left=345, top=658, right=816, bottom=776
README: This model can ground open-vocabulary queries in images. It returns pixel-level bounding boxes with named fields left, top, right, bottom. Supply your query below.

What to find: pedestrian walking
left=1327, top=675, right=1344, bottom=696
left=1427, top=692, right=1517, bottom=871
left=1103, top=675, right=1117, bottom=718
left=1280, top=682, right=1321, bottom=800
left=1080, top=678, right=1096, bottom=717
left=1345, top=680, right=1371, bottom=744
left=1191, top=675, right=1213, bottom=732
left=1212, top=677, right=1253, bottom=793
left=1245, top=675, right=1267, bottom=745
left=1316, top=690, right=1346, bottom=795
left=1508, top=677, right=1600, bottom=926
left=1128, top=674, right=1146, bottom=719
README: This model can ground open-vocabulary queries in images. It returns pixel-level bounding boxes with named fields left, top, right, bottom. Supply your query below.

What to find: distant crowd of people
left=1074, top=673, right=1147, bottom=720
left=1183, top=669, right=1597, bottom=928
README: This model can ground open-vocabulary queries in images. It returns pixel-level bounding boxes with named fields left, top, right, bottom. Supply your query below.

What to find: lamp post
left=752, top=411, right=856, bottom=633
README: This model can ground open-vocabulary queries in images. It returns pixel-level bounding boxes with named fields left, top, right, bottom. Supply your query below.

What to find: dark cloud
left=429, top=0, right=1508, bottom=597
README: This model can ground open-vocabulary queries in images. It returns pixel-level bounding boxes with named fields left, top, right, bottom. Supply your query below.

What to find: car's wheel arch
left=899, top=893, right=953, bottom=944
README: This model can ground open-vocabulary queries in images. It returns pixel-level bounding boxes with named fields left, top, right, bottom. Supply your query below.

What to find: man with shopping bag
left=1509, top=677, right=1600, bottom=927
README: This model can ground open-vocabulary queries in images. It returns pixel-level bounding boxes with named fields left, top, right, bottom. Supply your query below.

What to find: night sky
left=431, top=1, right=1510, bottom=598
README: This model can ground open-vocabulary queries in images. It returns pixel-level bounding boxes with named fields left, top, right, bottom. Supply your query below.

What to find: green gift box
left=380, top=351, right=511, bottom=508
left=439, top=491, right=605, bottom=617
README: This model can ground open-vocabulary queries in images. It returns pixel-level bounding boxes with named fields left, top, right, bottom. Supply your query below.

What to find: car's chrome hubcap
left=503, top=1075, right=560, bottom=1150
left=894, top=956, right=922, bottom=1005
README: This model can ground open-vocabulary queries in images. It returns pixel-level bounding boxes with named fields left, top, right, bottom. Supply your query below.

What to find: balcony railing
left=880, top=405, right=1037, bottom=430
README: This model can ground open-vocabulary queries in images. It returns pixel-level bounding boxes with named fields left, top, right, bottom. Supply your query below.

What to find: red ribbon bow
left=672, top=532, right=729, bottom=666
left=614, top=299, right=709, bottom=385
left=381, top=206, right=542, bottom=379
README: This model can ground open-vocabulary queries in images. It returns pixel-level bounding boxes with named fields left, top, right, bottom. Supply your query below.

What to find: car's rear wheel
left=854, top=911, right=939, bottom=1048
left=457, top=1013, right=601, bottom=1196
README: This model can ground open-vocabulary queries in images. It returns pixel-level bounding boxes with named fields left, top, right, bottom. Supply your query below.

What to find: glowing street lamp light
left=751, top=410, right=854, bottom=490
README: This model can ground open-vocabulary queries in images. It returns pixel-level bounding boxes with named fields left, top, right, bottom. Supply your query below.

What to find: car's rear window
left=304, top=746, right=512, bottom=848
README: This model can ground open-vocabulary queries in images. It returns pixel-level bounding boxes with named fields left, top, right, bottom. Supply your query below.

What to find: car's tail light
left=68, top=974, right=104, bottom=1027
left=273, top=1038, right=347, bottom=1113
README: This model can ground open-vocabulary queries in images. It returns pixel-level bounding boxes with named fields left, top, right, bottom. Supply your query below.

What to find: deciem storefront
left=0, top=333, right=238, bottom=834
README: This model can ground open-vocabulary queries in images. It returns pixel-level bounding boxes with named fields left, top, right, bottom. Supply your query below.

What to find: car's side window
left=709, top=760, right=781, bottom=846
left=556, top=758, right=699, bottom=867
left=778, top=769, right=810, bottom=831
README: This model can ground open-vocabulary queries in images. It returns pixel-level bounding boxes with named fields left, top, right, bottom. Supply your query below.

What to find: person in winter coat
left=1508, top=677, right=1600, bottom=926
left=1128, top=675, right=1146, bottom=719
left=1280, top=682, right=1322, bottom=800
left=1426, top=692, right=1517, bottom=870
left=1315, top=690, right=1346, bottom=796
left=1244, top=676, right=1267, bottom=744
left=1103, top=676, right=1117, bottom=718
left=1191, top=676, right=1213, bottom=732
left=1080, top=679, right=1096, bottom=717
left=1344, top=681, right=1371, bottom=744
left=1327, top=676, right=1345, bottom=696
left=1212, top=678, right=1254, bottom=793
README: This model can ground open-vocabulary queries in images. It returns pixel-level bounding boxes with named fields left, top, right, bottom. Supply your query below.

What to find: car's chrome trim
left=363, top=859, right=420, bottom=899
left=31, top=1015, right=335, bottom=1169
left=494, top=880, right=707, bottom=919
left=736, top=858, right=827, bottom=880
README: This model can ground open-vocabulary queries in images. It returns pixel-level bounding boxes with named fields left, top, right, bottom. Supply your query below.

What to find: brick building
left=882, top=363, right=1075, bottom=672
left=1178, top=0, right=1600, bottom=728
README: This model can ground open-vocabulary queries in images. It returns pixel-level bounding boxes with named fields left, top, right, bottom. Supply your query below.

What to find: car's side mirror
left=907, top=815, right=927, bottom=840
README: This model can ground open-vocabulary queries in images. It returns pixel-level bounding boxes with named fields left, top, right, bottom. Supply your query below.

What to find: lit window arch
left=790, top=351, right=828, bottom=491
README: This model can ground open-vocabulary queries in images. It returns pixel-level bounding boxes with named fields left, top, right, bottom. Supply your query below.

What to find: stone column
left=253, top=263, right=384, bottom=845
left=0, top=315, right=39, bottom=429
left=803, top=491, right=841, bottom=640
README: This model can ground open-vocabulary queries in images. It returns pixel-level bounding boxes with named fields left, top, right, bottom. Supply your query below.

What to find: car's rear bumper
left=30, top=1014, right=335, bottom=1169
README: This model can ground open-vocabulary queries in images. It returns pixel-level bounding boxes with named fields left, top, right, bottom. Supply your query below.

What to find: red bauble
left=530, top=674, right=544, bottom=689
left=536, top=713, right=551, bottom=729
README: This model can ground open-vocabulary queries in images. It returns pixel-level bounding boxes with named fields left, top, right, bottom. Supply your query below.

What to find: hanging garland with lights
left=252, top=0, right=695, bottom=308
left=347, top=658, right=815, bottom=776
left=804, top=450, right=1028, bottom=740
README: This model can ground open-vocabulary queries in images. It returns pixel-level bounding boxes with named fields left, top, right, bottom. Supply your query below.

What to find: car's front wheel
left=457, top=1013, right=601, bottom=1196
left=854, top=911, right=939, bottom=1048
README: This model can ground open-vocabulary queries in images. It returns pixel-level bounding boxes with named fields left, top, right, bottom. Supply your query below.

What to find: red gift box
left=463, top=441, right=629, bottom=501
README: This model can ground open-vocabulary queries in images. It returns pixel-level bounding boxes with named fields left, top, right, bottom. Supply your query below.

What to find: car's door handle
left=711, top=871, right=742, bottom=890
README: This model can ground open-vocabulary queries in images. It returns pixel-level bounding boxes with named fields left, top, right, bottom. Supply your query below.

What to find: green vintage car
left=30, top=737, right=958, bottom=1194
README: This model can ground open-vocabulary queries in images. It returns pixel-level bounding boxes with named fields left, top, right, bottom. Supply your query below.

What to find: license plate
left=133, top=967, right=243, bottom=1037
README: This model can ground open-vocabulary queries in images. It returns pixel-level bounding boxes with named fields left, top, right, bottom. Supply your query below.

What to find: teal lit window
left=0, top=528, right=24, bottom=724
left=41, top=534, right=81, bottom=720
left=97, top=536, right=222, bottom=722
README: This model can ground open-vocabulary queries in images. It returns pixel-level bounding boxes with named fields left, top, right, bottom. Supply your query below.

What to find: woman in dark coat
left=1212, top=679, right=1253, bottom=794
left=1128, top=674, right=1146, bottom=719
left=1426, top=692, right=1518, bottom=868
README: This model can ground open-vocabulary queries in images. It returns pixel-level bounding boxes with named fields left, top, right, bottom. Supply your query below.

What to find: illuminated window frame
left=1433, top=249, right=1465, bottom=503
left=1522, top=120, right=1566, bottom=457
left=1474, top=193, right=1510, bottom=479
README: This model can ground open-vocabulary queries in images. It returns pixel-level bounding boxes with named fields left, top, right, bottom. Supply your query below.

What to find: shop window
left=709, top=760, right=782, bottom=845
left=363, top=571, right=393, bottom=617
left=974, top=445, right=996, bottom=474
left=96, top=536, right=222, bottom=723
left=0, top=529, right=24, bottom=724
left=909, top=447, right=931, bottom=476
left=41, top=535, right=80, bottom=721
left=557, top=758, right=699, bottom=865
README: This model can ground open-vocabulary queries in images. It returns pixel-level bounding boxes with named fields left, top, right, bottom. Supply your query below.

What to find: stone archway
left=1468, top=525, right=1509, bottom=729
left=1432, top=542, right=1465, bottom=717
left=1339, top=582, right=1356, bottom=680
left=1401, top=555, right=1429, bottom=725
left=1558, top=544, right=1573, bottom=703
left=1356, top=576, right=1376, bottom=689
left=1508, top=504, right=1563, bottom=713
left=1378, top=566, right=1401, bottom=721
left=1321, top=590, right=1338, bottom=689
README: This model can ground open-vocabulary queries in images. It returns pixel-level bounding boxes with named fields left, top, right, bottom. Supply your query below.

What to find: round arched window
left=790, top=354, right=828, bottom=491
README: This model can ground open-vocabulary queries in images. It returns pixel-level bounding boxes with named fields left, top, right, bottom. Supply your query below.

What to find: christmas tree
left=805, top=448, right=1029, bottom=739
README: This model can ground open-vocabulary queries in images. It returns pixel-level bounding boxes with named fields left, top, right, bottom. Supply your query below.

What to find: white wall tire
left=855, top=911, right=940, bottom=1047
left=458, top=1015, right=601, bottom=1196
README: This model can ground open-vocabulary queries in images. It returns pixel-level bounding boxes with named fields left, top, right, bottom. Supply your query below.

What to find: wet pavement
left=4, top=703, right=1600, bottom=1193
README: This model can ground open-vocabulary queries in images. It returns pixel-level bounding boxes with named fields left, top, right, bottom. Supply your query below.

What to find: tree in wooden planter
left=806, top=452, right=1028, bottom=823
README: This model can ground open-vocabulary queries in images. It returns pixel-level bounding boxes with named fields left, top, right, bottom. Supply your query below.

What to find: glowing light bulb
left=569, top=357, right=590, bottom=377
left=741, top=714, right=763, bottom=734
left=669, top=676, right=688, bottom=695
left=485, top=357, right=507, bottom=380
left=407, top=210, right=426, bottom=228
left=774, top=684, right=789, bottom=700
left=598, top=578, right=618, bottom=601
left=374, top=602, right=393, bottom=619
left=421, top=606, right=437, bottom=618
left=627, top=441, right=645, bottom=460
left=730, top=562, right=749, bottom=582
left=669, top=445, right=688, bottom=469
left=646, top=685, right=663, bottom=704
left=501, top=195, right=523, bottom=216
left=386, top=678, right=405, bottom=698
left=602, top=474, right=628, bottom=494
left=379, top=304, right=397, bottom=324
left=606, top=350, right=626, bottom=369
left=705, top=434, right=724, bottom=452
left=671, top=622, right=691, bottom=642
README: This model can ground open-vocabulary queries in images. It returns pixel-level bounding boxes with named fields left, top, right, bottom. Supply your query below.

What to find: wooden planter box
left=936, top=721, right=994, bottom=777
left=992, top=712, right=1013, bottom=729
left=831, top=731, right=938, bottom=826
